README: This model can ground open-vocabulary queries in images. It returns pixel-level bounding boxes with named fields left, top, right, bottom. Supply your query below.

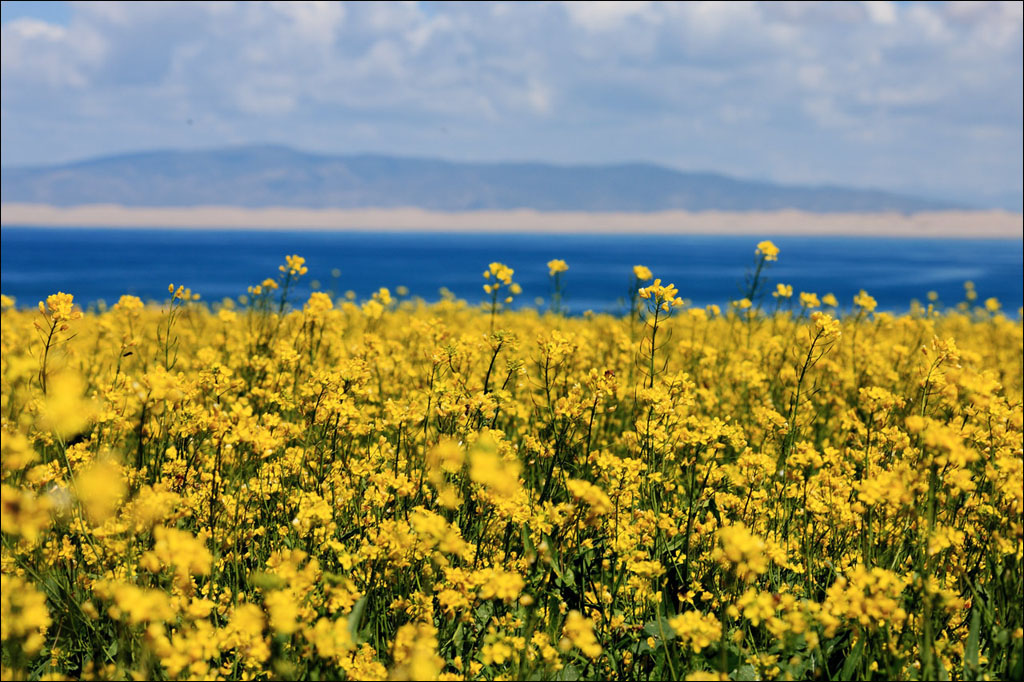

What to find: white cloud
left=906, top=4, right=953, bottom=42
left=862, top=1, right=896, bottom=25
left=0, top=0, right=1021, bottom=208
left=797, top=64, right=827, bottom=89
left=4, top=17, right=67, bottom=41
left=0, top=16, right=97, bottom=87
left=562, top=1, right=654, bottom=32
left=269, top=1, right=346, bottom=46
left=526, top=78, right=552, bottom=115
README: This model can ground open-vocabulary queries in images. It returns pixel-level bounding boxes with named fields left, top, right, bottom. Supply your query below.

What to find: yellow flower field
left=1, top=244, right=1021, bottom=681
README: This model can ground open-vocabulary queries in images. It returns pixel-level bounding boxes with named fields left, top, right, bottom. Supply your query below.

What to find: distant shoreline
left=1, top=203, right=1021, bottom=239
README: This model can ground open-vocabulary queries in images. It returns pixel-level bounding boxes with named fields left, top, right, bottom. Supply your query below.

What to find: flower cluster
left=756, top=240, right=780, bottom=261
left=0, top=246, right=1019, bottom=681
left=638, top=278, right=684, bottom=312
left=547, top=259, right=569, bottom=276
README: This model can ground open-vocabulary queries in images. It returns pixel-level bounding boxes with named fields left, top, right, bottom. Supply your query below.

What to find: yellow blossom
left=799, top=291, right=820, bottom=308
left=633, top=265, right=653, bottom=281
left=547, top=259, right=569, bottom=276
left=755, top=240, right=779, bottom=261
left=669, top=611, right=722, bottom=653
left=772, top=283, right=793, bottom=299
left=280, top=254, right=309, bottom=276
left=39, top=292, right=82, bottom=324
left=1, top=575, right=51, bottom=654
left=559, top=610, right=602, bottom=658
left=854, top=289, right=877, bottom=312
left=713, top=523, right=767, bottom=581
left=391, top=622, right=444, bottom=681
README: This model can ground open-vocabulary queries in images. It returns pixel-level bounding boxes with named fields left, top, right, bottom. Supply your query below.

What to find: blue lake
left=1, top=227, right=1021, bottom=315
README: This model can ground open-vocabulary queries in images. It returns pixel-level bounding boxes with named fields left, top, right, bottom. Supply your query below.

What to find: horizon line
left=2, top=202, right=1020, bottom=239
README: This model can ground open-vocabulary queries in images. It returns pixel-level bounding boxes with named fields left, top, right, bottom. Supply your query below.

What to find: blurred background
left=2, top=1, right=1022, bottom=312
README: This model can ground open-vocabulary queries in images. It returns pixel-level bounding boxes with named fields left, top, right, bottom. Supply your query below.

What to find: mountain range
left=1, top=145, right=961, bottom=213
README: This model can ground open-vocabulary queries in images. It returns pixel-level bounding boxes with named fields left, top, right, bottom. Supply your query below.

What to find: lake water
left=1, top=227, right=1021, bottom=314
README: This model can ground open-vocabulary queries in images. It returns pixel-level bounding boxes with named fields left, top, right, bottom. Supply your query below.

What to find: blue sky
left=1, top=1, right=71, bottom=24
left=1, top=1, right=1022, bottom=210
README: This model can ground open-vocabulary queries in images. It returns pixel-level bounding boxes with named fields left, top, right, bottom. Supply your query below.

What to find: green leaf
left=522, top=523, right=535, bottom=556
left=1009, top=639, right=1023, bottom=682
left=475, top=601, right=495, bottom=622
left=707, top=495, right=722, bottom=525
left=347, top=595, right=368, bottom=644
left=733, top=664, right=757, bottom=681
left=965, top=607, right=981, bottom=680
left=642, top=616, right=676, bottom=643
left=839, top=636, right=864, bottom=681
left=323, top=571, right=345, bottom=585
left=555, top=663, right=581, bottom=681
left=547, top=536, right=564, bottom=581
left=643, top=620, right=662, bottom=644
left=251, top=571, right=286, bottom=591
left=783, top=655, right=816, bottom=679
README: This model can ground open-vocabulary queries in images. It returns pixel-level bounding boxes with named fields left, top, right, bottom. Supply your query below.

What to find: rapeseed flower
left=633, top=265, right=653, bottom=281
left=281, top=254, right=309, bottom=276
left=1, top=484, right=52, bottom=541
left=638, top=278, right=684, bottom=311
left=547, top=259, right=569, bottom=276
left=468, top=432, right=521, bottom=499
left=810, top=311, right=842, bottom=341
left=390, top=622, right=444, bottom=680
left=772, top=283, right=793, bottom=299
left=799, top=291, right=820, bottom=308
left=309, top=616, right=354, bottom=659
left=713, top=523, right=767, bottom=582
left=559, top=611, right=602, bottom=658
left=0, top=248, right=1019, bottom=681
left=39, top=292, right=82, bottom=324
left=37, top=371, right=94, bottom=438
left=854, top=289, right=878, bottom=312
left=669, top=611, right=721, bottom=653
left=756, top=240, right=779, bottom=261
left=140, top=526, right=212, bottom=590
left=1, top=575, right=51, bottom=654
left=483, top=262, right=514, bottom=285
left=75, top=457, right=126, bottom=524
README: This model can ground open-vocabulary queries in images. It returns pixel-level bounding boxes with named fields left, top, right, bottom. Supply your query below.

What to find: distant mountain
left=0, top=145, right=962, bottom=213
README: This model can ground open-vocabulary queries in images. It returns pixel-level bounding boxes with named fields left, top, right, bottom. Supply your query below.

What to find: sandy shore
left=1, top=203, right=1021, bottom=238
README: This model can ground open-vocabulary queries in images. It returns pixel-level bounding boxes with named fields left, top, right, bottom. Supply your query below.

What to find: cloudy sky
left=2, top=1, right=1022, bottom=209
